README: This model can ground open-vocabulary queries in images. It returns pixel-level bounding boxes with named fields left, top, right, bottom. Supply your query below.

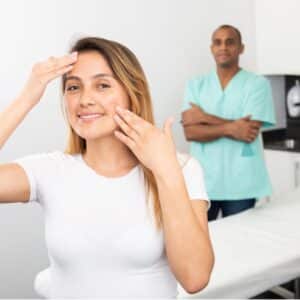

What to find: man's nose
left=219, top=42, right=227, bottom=50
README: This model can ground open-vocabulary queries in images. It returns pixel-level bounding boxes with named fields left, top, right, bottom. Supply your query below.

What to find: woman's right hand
left=19, top=52, right=78, bottom=107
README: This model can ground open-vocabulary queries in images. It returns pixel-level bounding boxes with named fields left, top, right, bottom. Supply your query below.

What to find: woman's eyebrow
left=65, top=73, right=115, bottom=82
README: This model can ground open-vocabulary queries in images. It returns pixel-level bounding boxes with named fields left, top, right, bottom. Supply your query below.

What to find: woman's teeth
left=79, top=114, right=101, bottom=119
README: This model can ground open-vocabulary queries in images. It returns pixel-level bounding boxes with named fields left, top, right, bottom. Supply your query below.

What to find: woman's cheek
left=104, top=100, right=123, bottom=116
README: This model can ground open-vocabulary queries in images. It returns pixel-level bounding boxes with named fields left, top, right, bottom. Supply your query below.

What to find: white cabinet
left=264, top=149, right=300, bottom=201
left=255, top=0, right=300, bottom=75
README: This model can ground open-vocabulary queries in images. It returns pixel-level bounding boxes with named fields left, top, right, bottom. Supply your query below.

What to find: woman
left=0, top=37, right=214, bottom=298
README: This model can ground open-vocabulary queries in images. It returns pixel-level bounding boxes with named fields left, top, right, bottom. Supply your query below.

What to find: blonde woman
left=0, top=37, right=214, bottom=298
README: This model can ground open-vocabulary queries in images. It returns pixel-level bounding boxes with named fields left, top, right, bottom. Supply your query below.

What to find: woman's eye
left=66, top=85, right=79, bottom=92
left=98, top=83, right=110, bottom=89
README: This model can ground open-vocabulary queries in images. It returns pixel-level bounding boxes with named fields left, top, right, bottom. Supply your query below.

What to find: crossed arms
left=181, top=103, right=262, bottom=143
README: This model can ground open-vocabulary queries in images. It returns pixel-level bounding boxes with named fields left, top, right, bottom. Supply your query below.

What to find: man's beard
left=218, top=61, right=233, bottom=68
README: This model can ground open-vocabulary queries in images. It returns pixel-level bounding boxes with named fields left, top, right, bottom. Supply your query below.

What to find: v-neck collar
left=214, top=68, right=243, bottom=93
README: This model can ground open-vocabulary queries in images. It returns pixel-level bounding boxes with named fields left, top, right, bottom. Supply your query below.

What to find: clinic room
left=0, top=0, right=299, bottom=299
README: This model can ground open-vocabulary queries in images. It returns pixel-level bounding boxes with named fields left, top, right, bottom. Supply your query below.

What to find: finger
left=250, top=124, right=260, bottom=130
left=45, top=52, right=78, bottom=73
left=41, top=56, right=59, bottom=73
left=115, top=106, right=149, bottom=134
left=250, top=128, right=259, bottom=136
left=44, top=64, right=74, bottom=83
left=114, top=130, right=136, bottom=150
left=163, top=116, right=174, bottom=136
left=113, top=114, right=140, bottom=141
left=247, top=134, right=256, bottom=142
left=56, top=52, right=78, bottom=68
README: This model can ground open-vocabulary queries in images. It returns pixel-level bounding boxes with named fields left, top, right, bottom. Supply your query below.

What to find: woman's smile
left=77, top=112, right=104, bottom=123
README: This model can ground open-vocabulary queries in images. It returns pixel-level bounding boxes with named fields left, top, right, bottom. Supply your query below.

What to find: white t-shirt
left=14, top=151, right=209, bottom=298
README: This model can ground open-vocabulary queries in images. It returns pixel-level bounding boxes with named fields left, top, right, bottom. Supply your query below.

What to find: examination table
left=178, top=188, right=300, bottom=299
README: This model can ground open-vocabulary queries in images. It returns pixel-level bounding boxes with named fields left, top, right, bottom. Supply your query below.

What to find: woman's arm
left=0, top=97, right=36, bottom=149
left=0, top=53, right=77, bottom=204
left=113, top=108, right=214, bottom=293
left=0, top=53, right=77, bottom=150
left=153, top=164, right=214, bottom=294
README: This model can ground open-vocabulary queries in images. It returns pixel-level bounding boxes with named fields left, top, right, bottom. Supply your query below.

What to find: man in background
left=181, top=24, right=276, bottom=221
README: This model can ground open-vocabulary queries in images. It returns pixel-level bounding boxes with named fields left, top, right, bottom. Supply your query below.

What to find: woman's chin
left=77, top=129, right=117, bottom=141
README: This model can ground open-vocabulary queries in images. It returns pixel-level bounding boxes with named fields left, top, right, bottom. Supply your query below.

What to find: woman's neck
left=82, top=135, right=139, bottom=175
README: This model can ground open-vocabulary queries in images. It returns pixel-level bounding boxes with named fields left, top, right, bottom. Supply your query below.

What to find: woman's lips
left=78, top=113, right=103, bottom=122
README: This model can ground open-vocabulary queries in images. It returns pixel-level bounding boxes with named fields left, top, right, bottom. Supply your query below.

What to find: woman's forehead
left=68, top=51, right=113, bottom=78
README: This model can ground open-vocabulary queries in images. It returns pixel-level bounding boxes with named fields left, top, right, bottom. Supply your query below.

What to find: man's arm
left=183, top=117, right=262, bottom=143
left=182, top=103, right=262, bottom=143
left=183, top=123, right=229, bottom=142
left=181, top=103, right=232, bottom=126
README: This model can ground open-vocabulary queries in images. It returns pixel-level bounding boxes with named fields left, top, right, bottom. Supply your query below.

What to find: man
left=181, top=24, right=276, bottom=221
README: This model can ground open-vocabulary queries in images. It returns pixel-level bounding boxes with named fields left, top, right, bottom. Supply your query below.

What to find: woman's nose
left=79, top=93, right=96, bottom=107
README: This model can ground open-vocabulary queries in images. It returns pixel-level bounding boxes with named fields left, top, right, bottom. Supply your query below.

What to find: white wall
left=255, top=0, right=300, bottom=75
left=0, top=0, right=256, bottom=297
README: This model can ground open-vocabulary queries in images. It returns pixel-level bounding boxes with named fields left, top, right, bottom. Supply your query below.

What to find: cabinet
left=264, top=149, right=300, bottom=201
left=255, top=0, right=300, bottom=75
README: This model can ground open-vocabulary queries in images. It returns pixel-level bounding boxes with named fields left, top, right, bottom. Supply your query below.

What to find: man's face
left=210, top=28, right=244, bottom=68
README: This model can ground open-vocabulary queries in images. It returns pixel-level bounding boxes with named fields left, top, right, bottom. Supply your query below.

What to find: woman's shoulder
left=13, top=150, right=80, bottom=167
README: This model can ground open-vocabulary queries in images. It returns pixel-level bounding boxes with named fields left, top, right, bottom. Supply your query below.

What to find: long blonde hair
left=61, top=37, right=162, bottom=228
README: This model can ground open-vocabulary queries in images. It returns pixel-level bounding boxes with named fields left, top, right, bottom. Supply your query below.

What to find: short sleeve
left=181, top=155, right=210, bottom=209
left=13, top=151, right=61, bottom=204
left=243, top=76, right=276, bottom=129
left=182, top=78, right=202, bottom=112
left=182, top=81, right=193, bottom=111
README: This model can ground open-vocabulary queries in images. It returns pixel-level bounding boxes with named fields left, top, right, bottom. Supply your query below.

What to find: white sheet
left=178, top=189, right=300, bottom=298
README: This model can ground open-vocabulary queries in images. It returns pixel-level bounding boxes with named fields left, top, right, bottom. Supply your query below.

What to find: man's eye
left=226, top=40, right=235, bottom=45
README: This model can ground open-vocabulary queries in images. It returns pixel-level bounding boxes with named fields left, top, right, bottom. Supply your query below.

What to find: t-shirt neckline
left=77, top=153, right=140, bottom=181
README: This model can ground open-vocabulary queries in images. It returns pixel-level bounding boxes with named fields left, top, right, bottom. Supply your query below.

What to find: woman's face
left=63, top=50, right=130, bottom=141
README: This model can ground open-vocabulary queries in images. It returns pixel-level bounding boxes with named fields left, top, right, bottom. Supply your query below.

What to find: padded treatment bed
left=178, top=188, right=300, bottom=299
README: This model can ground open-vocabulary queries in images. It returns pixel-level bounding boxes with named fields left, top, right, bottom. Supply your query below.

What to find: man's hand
left=181, top=103, right=210, bottom=126
left=226, top=115, right=261, bottom=143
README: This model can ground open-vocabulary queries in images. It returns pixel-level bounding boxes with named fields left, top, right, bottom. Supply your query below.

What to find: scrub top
left=183, top=69, right=276, bottom=200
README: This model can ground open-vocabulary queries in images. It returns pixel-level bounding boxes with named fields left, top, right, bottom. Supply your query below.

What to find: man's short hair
left=214, top=24, right=242, bottom=44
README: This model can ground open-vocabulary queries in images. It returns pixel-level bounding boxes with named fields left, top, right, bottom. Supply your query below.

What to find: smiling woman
left=0, top=36, right=214, bottom=298
left=63, top=50, right=131, bottom=143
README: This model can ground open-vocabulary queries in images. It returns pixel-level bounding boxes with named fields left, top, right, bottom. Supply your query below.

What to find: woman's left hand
left=113, top=106, right=179, bottom=176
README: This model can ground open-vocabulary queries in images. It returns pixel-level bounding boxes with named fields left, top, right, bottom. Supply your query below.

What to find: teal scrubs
left=183, top=69, right=276, bottom=200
